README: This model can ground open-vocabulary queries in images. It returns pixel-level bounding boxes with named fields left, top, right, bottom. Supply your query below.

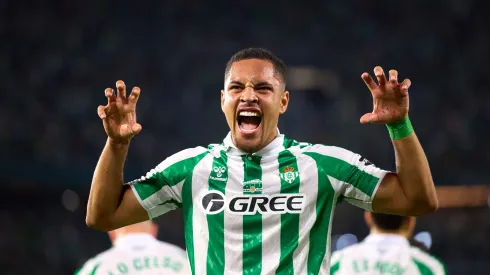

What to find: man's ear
left=108, top=230, right=117, bottom=243
left=364, top=211, right=375, bottom=229
left=279, top=90, right=290, bottom=114
left=221, top=90, right=225, bottom=113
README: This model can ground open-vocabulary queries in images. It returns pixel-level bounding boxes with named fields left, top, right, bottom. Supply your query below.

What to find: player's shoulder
left=302, top=143, right=352, bottom=155
left=295, top=141, right=361, bottom=164
left=167, top=146, right=210, bottom=161
left=331, top=243, right=365, bottom=263
left=74, top=248, right=115, bottom=275
left=89, top=247, right=118, bottom=263
left=154, top=146, right=209, bottom=170
left=410, top=246, right=447, bottom=274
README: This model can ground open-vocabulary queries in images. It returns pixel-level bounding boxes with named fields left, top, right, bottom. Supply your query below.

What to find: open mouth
left=237, top=111, right=262, bottom=133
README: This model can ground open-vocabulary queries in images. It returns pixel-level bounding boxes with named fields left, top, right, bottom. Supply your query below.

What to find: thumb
left=360, top=113, right=377, bottom=124
left=131, top=123, right=142, bottom=135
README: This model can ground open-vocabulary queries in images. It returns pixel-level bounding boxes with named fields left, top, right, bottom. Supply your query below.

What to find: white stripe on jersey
left=293, top=153, right=319, bottom=275
left=223, top=154, right=245, bottom=274
left=260, top=152, right=283, bottom=274
left=191, top=154, right=214, bottom=275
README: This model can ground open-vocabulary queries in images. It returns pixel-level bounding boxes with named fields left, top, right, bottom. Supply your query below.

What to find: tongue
left=240, top=117, right=260, bottom=130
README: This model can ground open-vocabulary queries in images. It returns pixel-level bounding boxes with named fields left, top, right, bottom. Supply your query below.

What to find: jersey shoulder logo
left=210, top=166, right=227, bottom=182
left=213, top=166, right=226, bottom=177
left=280, top=166, right=299, bottom=184
left=358, top=155, right=373, bottom=166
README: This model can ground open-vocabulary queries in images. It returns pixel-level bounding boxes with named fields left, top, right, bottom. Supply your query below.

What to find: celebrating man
left=86, top=48, right=438, bottom=274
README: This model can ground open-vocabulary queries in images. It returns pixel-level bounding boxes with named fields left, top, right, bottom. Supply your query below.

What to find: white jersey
left=330, top=234, right=446, bottom=275
left=75, top=234, right=191, bottom=275
left=128, top=131, right=388, bottom=275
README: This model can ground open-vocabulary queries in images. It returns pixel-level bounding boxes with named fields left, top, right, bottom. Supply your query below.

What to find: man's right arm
left=86, top=81, right=146, bottom=231
left=86, top=139, right=148, bottom=232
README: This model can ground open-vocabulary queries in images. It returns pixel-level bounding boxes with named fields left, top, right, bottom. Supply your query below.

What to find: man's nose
left=240, top=87, right=258, bottom=103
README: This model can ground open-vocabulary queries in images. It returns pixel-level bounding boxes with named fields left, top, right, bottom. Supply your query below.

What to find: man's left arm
left=359, top=67, right=438, bottom=216
left=373, top=132, right=438, bottom=215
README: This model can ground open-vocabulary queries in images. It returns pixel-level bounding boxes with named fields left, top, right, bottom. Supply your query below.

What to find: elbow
left=85, top=214, right=113, bottom=232
left=404, top=178, right=439, bottom=216
left=409, top=197, right=439, bottom=216
left=426, top=196, right=439, bottom=213
left=417, top=201, right=438, bottom=216
left=420, top=181, right=440, bottom=214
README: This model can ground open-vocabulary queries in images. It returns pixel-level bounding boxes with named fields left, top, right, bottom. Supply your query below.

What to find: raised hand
left=97, top=80, right=142, bottom=144
left=360, top=66, right=411, bottom=124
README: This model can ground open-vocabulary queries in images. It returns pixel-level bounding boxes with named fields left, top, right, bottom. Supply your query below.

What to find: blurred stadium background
left=1, top=0, right=489, bottom=274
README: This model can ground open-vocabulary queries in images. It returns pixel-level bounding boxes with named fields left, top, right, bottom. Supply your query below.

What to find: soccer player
left=86, top=48, right=438, bottom=274
left=75, top=221, right=190, bottom=274
left=329, top=212, right=446, bottom=274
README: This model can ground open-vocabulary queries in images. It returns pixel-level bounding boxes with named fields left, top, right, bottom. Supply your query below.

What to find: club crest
left=280, top=166, right=299, bottom=184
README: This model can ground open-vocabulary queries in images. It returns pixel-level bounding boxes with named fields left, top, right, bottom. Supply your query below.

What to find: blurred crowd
left=1, top=0, right=489, bottom=274
left=2, top=0, right=489, bottom=187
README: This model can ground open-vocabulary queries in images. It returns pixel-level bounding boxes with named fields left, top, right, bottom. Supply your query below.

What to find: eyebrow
left=228, top=81, right=273, bottom=86
left=253, top=82, right=273, bottom=87
left=228, top=81, right=243, bottom=86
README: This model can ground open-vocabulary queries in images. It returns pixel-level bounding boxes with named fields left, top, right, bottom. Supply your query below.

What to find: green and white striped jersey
left=75, top=234, right=191, bottom=275
left=329, top=234, right=447, bottom=275
left=128, top=132, right=388, bottom=275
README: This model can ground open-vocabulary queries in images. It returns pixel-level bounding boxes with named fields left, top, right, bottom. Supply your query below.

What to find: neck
left=233, top=128, right=279, bottom=153
left=371, top=228, right=410, bottom=239
left=113, top=233, right=155, bottom=247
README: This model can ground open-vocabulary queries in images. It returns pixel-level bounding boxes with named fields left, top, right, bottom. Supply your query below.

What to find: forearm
left=393, top=133, right=438, bottom=211
left=436, top=186, right=490, bottom=208
left=86, top=138, right=129, bottom=230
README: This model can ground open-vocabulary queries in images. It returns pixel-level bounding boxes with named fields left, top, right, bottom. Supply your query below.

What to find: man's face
left=221, top=59, right=289, bottom=153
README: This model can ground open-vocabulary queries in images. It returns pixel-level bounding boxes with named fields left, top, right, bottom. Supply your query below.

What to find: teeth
left=239, top=111, right=260, bottom=117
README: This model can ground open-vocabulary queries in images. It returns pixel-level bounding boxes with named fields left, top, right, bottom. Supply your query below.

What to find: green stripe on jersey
left=276, top=150, right=301, bottom=275
left=206, top=150, right=228, bottom=274
left=88, top=264, right=100, bottom=275
left=303, top=152, right=378, bottom=197
left=283, top=136, right=311, bottom=149
left=133, top=151, right=209, bottom=201
left=329, top=261, right=340, bottom=275
left=305, top=154, right=337, bottom=275
left=242, top=155, right=263, bottom=275
left=182, top=152, right=210, bottom=275
left=282, top=136, right=299, bottom=148
left=412, top=258, right=434, bottom=275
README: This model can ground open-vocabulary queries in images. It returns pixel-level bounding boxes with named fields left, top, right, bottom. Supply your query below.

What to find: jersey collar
left=114, top=233, right=157, bottom=251
left=222, top=128, right=285, bottom=156
left=364, top=233, right=410, bottom=247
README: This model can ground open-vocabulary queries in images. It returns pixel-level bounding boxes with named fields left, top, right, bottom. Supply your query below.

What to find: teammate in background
left=75, top=221, right=190, bottom=275
left=86, top=48, right=438, bottom=274
left=330, top=212, right=446, bottom=275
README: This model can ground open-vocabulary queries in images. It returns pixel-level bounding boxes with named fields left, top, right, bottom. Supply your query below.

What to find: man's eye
left=230, top=86, right=241, bottom=90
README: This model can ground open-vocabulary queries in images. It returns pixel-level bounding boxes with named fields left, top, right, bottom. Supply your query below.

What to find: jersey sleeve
left=126, top=146, right=208, bottom=219
left=304, top=144, right=389, bottom=211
